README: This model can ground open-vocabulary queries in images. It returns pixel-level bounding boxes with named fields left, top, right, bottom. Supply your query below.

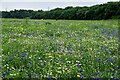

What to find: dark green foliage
left=2, top=1, right=120, bottom=20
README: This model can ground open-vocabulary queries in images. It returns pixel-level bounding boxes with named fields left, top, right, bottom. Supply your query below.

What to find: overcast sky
left=0, top=0, right=119, bottom=11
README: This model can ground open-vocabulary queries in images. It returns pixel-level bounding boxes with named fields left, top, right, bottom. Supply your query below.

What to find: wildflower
left=90, top=76, right=94, bottom=78
left=94, top=78, right=100, bottom=80
left=111, top=59, right=115, bottom=62
left=14, top=52, right=17, bottom=55
left=77, top=63, right=81, bottom=67
left=109, top=52, right=113, bottom=54
left=3, top=72, right=6, bottom=76
left=38, top=56, right=41, bottom=59
left=69, top=50, right=72, bottom=54
left=115, top=78, right=119, bottom=80
left=112, top=32, right=115, bottom=34
left=26, top=66, right=30, bottom=69
left=106, top=76, right=108, bottom=78
left=22, top=52, right=27, bottom=57
left=8, top=56, right=11, bottom=59
left=58, top=47, right=61, bottom=51
left=44, top=61, right=46, bottom=65
left=78, top=69, right=83, bottom=73
left=34, top=73, right=37, bottom=77
left=2, top=36, right=4, bottom=39
left=48, top=76, right=51, bottom=79
left=97, top=58, right=102, bottom=61
left=80, top=75, right=84, bottom=79
left=95, top=71, right=101, bottom=74
left=107, top=70, right=110, bottom=72
left=28, top=72, right=31, bottom=75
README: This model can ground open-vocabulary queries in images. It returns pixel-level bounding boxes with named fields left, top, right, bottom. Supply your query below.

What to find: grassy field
left=2, top=19, right=120, bottom=79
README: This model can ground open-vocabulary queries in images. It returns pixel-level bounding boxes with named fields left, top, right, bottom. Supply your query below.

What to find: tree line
left=2, top=2, right=120, bottom=20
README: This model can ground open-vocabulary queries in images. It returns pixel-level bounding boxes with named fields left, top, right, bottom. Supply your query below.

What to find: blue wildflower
left=26, top=66, right=30, bottom=69
left=78, top=69, right=83, bottom=73
left=44, top=61, right=46, bottom=65
left=111, top=59, right=115, bottom=62
left=14, top=52, right=17, bottom=55
left=2, top=36, right=4, bottom=39
left=109, top=52, right=113, bottom=54
left=95, top=71, right=101, bottom=74
left=50, top=48, right=52, bottom=51
left=107, top=70, right=110, bottom=72
left=77, top=63, right=81, bottom=67
left=8, top=56, right=11, bottom=59
left=34, top=73, right=37, bottom=77
left=22, top=52, right=27, bottom=57
left=115, top=78, right=119, bottom=80
left=80, top=75, right=84, bottom=79
left=90, top=76, right=94, bottom=78
left=58, top=47, right=61, bottom=51
left=28, top=72, right=31, bottom=75
left=38, top=56, right=41, bottom=59
left=94, top=78, right=100, bottom=80
left=112, top=32, right=115, bottom=34
left=3, top=72, right=6, bottom=76
left=48, top=76, right=51, bottom=79
left=97, top=58, right=102, bottom=61
left=69, top=50, right=72, bottom=54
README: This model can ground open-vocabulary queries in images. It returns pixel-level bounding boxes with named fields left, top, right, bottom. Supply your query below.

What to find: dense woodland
left=2, top=2, right=120, bottom=20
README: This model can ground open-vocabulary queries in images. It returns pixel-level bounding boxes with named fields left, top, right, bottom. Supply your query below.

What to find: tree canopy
left=2, top=1, right=120, bottom=20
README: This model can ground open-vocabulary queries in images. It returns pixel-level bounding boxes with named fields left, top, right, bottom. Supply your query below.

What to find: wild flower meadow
left=2, top=19, right=120, bottom=79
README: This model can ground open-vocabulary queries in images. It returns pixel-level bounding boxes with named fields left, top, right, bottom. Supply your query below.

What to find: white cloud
left=0, top=0, right=119, bottom=11
left=1, top=0, right=119, bottom=2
